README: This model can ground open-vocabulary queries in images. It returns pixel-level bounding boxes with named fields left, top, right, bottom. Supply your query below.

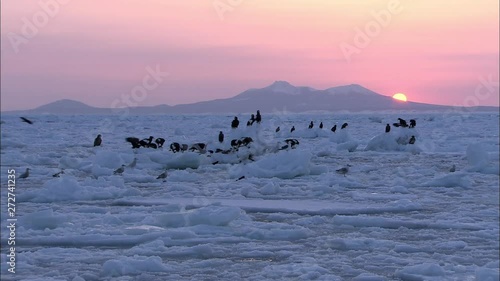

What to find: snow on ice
left=0, top=112, right=498, bottom=280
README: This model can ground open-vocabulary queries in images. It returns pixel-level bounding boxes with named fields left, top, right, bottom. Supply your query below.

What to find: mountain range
left=5, top=81, right=498, bottom=114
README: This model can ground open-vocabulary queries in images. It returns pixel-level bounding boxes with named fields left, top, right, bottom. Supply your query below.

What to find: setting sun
left=392, top=93, right=408, bottom=102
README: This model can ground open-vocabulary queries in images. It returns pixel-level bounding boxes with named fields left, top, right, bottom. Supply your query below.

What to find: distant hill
left=31, top=99, right=108, bottom=114
left=4, top=81, right=498, bottom=114
left=172, top=81, right=449, bottom=113
left=6, top=99, right=173, bottom=115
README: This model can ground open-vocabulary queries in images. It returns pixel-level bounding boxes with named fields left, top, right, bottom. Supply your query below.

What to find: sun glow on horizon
left=392, top=93, right=408, bottom=102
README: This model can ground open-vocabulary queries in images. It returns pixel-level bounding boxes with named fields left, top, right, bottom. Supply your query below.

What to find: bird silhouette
left=142, top=136, right=157, bottom=149
left=128, top=158, right=137, bottom=168
left=255, top=110, right=262, bottom=123
left=290, top=126, right=295, bottom=133
left=449, top=164, right=456, bottom=173
left=93, top=134, right=102, bottom=147
left=52, top=169, right=65, bottom=177
left=231, top=117, right=239, bottom=128
left=398, top=118, right=408, bottom=127
left=125, top=137, right=141, bottom=148
left=156, top=170, right=168, bottom=180
left=20, top=117, right=33, bottom=124
left=249, top=114, right=255, bottom=125
left=409, top=119, right=416, bottom=128
left=113, top=165, right=125, bottom=175
left=155, top=138, right=166, bottom=147
left=385, top=124, right=391, bottom=133
left=336, top=165, right=351, bottom=177
left=19, top=168, right=30, bottom=179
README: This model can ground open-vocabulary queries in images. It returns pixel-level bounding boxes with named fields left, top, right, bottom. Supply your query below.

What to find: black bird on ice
left=20, top=117, right=33, bottom=124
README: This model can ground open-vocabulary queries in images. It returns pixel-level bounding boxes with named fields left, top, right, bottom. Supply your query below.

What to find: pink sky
left=1, top=0, right=498, bottom=110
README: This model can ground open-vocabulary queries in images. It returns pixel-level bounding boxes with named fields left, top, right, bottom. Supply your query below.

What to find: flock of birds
left=14, top=114, right=422, bottom=181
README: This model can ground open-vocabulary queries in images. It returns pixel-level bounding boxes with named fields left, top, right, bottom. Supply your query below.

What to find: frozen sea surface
left=1, top=112, right=499, bottom=281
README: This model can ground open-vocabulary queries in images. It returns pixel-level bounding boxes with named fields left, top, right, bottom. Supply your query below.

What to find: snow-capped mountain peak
left=326, top=84, right=378, bottom=96
left=266, top=81, right=300, bottom=95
